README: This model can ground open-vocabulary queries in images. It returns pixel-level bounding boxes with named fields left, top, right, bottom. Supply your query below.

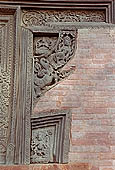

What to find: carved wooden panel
left=33, top=30, right=76, bottom=104
left=0, top=13, right=15, bottom=164
left=9, top=19, right=77, bottom=165
left=31, top=110, right=71, bottom=164
left=22, top=9, right=106, bottom=27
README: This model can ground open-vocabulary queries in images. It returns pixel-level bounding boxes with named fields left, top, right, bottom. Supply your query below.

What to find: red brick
left=0, top=165, right=29, bottom=170
left=99, top=166, right=115, bottom=170
left=0, top=164, right=90, bottom=170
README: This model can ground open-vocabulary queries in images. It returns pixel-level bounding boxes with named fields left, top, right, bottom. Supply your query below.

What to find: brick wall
left=0, top=163, right=89, bottom=170
left=33, top=27, right=115, bottom=170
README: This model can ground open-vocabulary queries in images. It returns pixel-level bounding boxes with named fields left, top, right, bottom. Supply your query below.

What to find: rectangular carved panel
left=31, top=110, right=71, bottom=164
left=22, top=9, right=106, bottom=27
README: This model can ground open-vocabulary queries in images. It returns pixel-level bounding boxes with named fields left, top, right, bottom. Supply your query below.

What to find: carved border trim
left=0, top=0, right=114, bottom=23
left=13, top=27, right=33, bottom=165
left=4, top=6, right=21, bottom=164
left=0, top=6, right=20, bottom=165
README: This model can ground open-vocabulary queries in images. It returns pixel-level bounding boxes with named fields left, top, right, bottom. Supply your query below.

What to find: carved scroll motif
left=33, top=30, right=76, bottom=100
left=22, top=10, right=105, bottom=27
left=0, top=16, right=14, bottom=163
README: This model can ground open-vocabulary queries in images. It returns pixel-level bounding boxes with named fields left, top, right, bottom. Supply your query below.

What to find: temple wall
left=1, top=1, right=115, bottom=169
left=33, top=27, right=115, bottom=170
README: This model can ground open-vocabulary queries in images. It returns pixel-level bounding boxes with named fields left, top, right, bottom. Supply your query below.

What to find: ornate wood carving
left=14, top=25, right=76, bottom=164
left=22, top=9, right=106, bottom=27
left=0, top=0, right=115, bottom=23
left=33, top=30, right=76, bottom=102
left=0, top=14, right=15, bottom=164
left=31, top=110, right=71, bottom=164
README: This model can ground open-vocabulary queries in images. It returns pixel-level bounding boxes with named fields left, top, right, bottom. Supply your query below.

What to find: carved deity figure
left=35, top=37, right=49, bottom=56
left=31, top=130, right=53, bottom=163
left=34, top=57, right=57, bottom=98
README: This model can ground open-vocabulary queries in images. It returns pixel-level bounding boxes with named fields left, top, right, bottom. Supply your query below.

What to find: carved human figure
left=35, top=37, right=49, bottom=56
left=34, top=57, right=57, bottom=97
left=36, top=131, right=49, bottom=159
left=31, top=130, right=53, bottom=163
left=60, top=34, right=72, bottom=60
left=50, top=34, right=72, bottom=69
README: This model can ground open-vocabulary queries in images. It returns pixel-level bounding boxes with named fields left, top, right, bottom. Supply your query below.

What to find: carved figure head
left=64, top=35, right=71, bottom=46
left=35, top=37, right=49, bottom=55
left=36, top=131, right=43, bottom=141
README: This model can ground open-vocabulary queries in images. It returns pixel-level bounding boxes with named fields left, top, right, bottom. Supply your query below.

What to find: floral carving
left=22, top=10, right=105, bottom=27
